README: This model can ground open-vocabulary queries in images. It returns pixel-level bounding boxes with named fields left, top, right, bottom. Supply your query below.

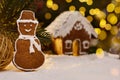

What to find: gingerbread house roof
left=46, top=11, right=97, bottom=38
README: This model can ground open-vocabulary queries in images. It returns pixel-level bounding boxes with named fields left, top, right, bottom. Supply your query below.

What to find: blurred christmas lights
left=96, top=48, right=104, bottom=59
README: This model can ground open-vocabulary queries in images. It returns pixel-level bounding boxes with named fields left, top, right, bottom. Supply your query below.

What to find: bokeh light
left=79, top=6, right=86, bottom=12
left=95, top=28, right=101, bottom=35
left=69, top=5, right=76, bottom=11
left=114, top=6, right=120, bottom=14
left=52, top=3, right=59, bottom=11
left=87, top=0, right=93, bottom=5
left=116, top=0, right=120, bottom=2
left=89, top=9, right=95, bottom=15
left=110, top=26, right=118, bottom=35
left=96, top=48, right=104, bottom=59
left=45, top=12, right=52, bottom=20
left=99, top=19, right=106, bottom=28
left=105, top=24, right=112, bottom=30
left=79, top=0, right=87, bottom=3
left=86, top=15, right=93, bottom=22
left=98, top=30, right=107, bottom=40
left=107, top=13, right=118, bottom=25
left=46, top=0, right=53, bottom=8
left=66, top=0, right=72, bottom=3
left=107, top=3, right=115, bottom=12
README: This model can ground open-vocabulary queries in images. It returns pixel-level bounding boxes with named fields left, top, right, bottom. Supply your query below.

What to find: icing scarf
left=18, top=35, right=41, bottom=53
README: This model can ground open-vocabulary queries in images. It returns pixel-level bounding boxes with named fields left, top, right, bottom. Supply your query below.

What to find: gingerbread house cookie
left=46, top=11, right=97, bottom=56
left=13, top=10, right=45, bottom=71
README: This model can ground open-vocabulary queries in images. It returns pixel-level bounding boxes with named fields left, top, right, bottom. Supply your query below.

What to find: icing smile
left=25, top=29, right=32, bottom=32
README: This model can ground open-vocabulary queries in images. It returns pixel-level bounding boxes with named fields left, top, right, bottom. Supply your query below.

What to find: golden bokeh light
left=95, top=10, right=106, bottom=19
left=79, top=6, right=86, bottom=12
left=116, top=0, right=120, bottom=2
left=114, top=6, right=120, bottom=14
left=98, top=30, right=107, bottom=40
left=96, top=48, right=104, bottom=59
left=79, top=0, right=86, bottom=2
left=87, top=0, right=93, bottom=5
left=52, top=3, right=59, bottom=11
left=110, top=26, right=118, bottom=35
left=86, top=15, right=93, bottom=22
left=105, top=24, right=112, bottom=30
left=107, top=3, right=115, bottom=12
left=79, top=11, right=85, bottom=16
left=66, top=0, right=72, bottom=3
left=45, top=12, right=52, bottom=20
left=95, top=28, right=101, bottom=35
left=107, top=13, right=118, bottom=25
left=46, top=0, right=53, bottom=8
left=94, top=8, right=100, bottom=14
left=99, top=19, right=106, bottom=28
left=69, top=5, right=76, bottom=11
left=89, top=9, right=95, bottom=15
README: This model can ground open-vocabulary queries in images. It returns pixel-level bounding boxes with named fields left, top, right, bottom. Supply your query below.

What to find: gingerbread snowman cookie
left=13, top=10, right=45, bottom=71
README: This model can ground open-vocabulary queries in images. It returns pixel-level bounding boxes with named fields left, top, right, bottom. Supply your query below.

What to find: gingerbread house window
left=83, top=40, right=89, bottom=49
left=74, top=22, right=83, bottom=30
left=65, top=40, right=72, bottom=49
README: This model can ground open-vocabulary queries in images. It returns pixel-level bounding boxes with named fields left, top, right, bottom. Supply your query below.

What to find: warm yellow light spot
left=52, top=3, right=59, bottom=11
left=107, top=3, right=115, bottom=12
left=66, top=0, right=72, bottom=3
left=114, top=7, right=120, bottom=14
left=45, top=12, right=52, bottom=20
left=79, top=11, right=85, bottom=16
left=79, top=0, right=86, bottom=2
left=107, top=13, right=114, bottom=20
left=112, top=37, right=120, bottom=44
left=69, top=5, right=76, bottom=11
left=95, top=11, right=106, bottom=19
left=86, top=15, right=93, bottom=22
left=94, top=8, right=100, bottom=14
left=110, top=68, right=119, bottom=76
left=96, top=48, right=104, bottom=59
left=46, top=0, right=53, bottom=8
left=87, top=0, right=93, bottom=5
left=99, top=19, right=106, bottom=28
left=79, top=7, right=86, bottom=12
left=116, top=0, right=120, bottom=2
left=107, top=13, right=118, bottom=25
left=98, top=30, right=107, bottom=40
left=89, top=9, right=95, bottom=15
left=110, top=26, right=118, bottom=35
left=105, top=24, right=112, bottom=30
left=95, top=28, right=101, bottom=35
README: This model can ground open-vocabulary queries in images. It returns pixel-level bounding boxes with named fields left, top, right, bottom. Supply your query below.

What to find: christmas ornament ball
left=0, top=34, right=14, bottom=70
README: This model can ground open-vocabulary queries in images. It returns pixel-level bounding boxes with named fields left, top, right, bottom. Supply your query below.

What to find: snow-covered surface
left=0, top=53, right=120, bottom=80
left=46, top=11, right=97, bottom=38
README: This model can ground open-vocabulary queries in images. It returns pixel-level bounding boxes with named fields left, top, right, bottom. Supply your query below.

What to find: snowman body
left=13, top=10, right=45, bottom=71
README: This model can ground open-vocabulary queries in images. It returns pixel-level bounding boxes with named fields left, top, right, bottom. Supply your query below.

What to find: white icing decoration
left=19, top=35, right=41, bottom=53
left=30, top=24, right=32, bottom=27
left=17, top=20, right=38, bottom=24
left=46, top=11, right=97, bottom=38
left=74, top=22, right=83, bottom=30
left=25, top=29, right=32, bottom=32
left=83, top=40, right=89, bottom=49
left=65, top=40, right=72, bottom=49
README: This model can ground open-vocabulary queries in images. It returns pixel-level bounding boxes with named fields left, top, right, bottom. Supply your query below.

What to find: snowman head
left=17, top=10, right=38, bottom=35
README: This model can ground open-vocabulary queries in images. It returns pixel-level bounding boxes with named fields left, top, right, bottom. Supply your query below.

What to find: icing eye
left=30, top=24, right=32, bottom=27
left=24, top=24, right=26, bottom=27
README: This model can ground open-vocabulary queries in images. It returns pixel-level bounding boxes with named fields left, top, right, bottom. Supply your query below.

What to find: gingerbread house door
left=72, top=39, right=81, bottom=56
